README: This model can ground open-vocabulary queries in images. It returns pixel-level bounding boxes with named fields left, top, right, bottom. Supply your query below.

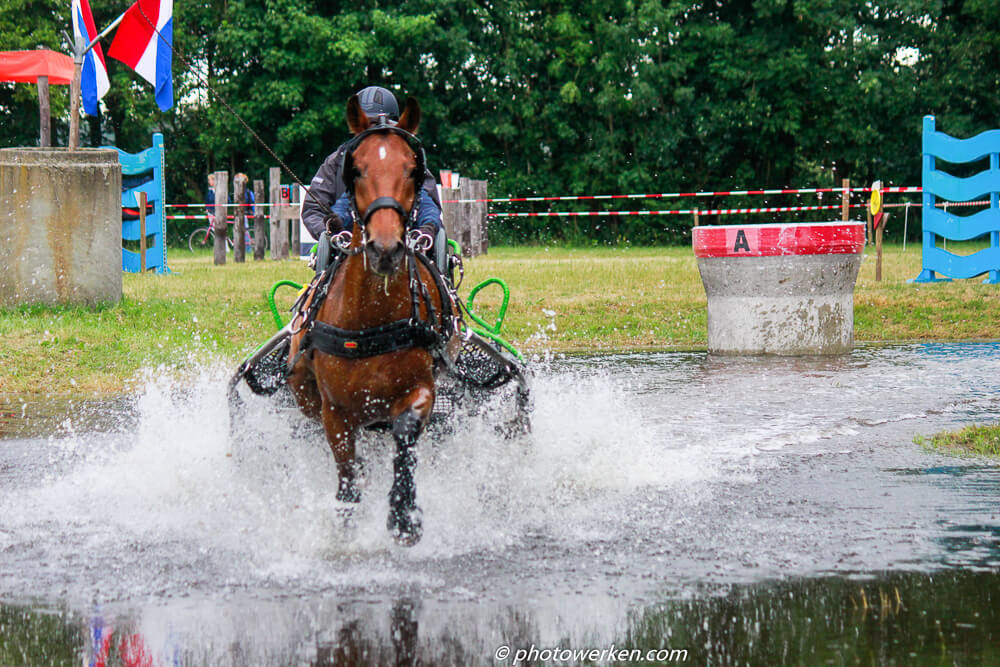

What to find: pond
left=0, top=344, right=998, bottom=664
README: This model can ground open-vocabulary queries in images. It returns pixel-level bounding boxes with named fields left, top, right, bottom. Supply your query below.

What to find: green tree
left=0, top=0, right=70, bottom=147
left=3, top=0, right=1000, bottom=244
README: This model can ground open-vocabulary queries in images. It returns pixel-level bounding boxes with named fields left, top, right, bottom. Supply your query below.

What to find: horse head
left=345, top=94, right=423, bottom=276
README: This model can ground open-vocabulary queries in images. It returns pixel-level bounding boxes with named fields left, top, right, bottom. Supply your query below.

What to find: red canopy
left=0, top=50, right=74, bottom=85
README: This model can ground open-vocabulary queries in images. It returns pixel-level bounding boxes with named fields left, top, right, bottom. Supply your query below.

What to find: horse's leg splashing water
left=387, top=390, right=433, bottom=545
left=322, top=407, right=361, bottom=503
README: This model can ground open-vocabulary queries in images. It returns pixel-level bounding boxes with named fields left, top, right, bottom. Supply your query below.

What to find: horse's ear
left=346, top=94, right=370, bottom=135
left=397, top=97, right=421, bottom=135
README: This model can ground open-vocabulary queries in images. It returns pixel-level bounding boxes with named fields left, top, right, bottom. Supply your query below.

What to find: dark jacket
left=301, top=140, right=442, bottom=239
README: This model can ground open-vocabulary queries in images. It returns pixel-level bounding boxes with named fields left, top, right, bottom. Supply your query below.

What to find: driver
left=300, top=86, right=443, bottom=261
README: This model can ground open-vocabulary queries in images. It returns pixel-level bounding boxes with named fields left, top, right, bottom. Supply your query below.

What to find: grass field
left=917, top=424, right=1000, bottom=460
left=1, top=242, right=999, bottom=398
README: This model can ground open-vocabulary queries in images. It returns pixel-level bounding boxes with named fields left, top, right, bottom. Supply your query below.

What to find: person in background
left=205, top=172, right=255, bottom=247
left=233, top=173, right=256, bottom=248
left=205, top=173, right=217, bottom=227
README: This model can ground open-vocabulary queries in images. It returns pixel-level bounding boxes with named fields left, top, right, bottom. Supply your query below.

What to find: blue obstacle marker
left=106, top=133, right=170, bottom=273
left=914, top=116, right=1000, bottom=284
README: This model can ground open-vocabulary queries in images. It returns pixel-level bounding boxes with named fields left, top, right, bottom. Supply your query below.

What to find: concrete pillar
left=0, top=148, right=122, bottom=306
left=693, top=222, right=865, bottom=355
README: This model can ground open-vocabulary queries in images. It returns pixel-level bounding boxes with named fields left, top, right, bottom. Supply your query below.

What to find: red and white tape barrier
left=165, top=202, right=273, bottom=208
left=488, top=204, right=853, bottom=218
left=443, top=185, right=923, bottom=204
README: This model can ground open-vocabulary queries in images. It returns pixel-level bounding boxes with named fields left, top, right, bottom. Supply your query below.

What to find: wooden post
left=875, top=213, right=888, bottom=282
left=694, top=209, right=700, bottom=227
left=68, top=61, right=82, bottom=151
left=138, top=190, right=147, bottom=272
left=233, top=175, right=246, bottom=263
left=269, top=168, right=281, bottom=260
left=253, top=179, right=266, bottom=260
left=841, top=178, right=850, bottom=222
left=460, top=180, right=473, bottom=256
left=477, top=180, right=489, bottom=254
left=277, top=181, right=290, bottom=260
left=37, top=76, right=51, bottom=147
left=437, top=179, right=489, bottom=257
left=463, top=180, right=477, bottom=256
left=213, top=169, right=229, bottom=265
left=440, top=185, right=460, bottom=254
left=866, top=207, right=873, bottom=247
left=290, top=185, right=300, bottom=256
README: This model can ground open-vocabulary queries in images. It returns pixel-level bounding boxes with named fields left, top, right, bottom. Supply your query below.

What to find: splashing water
left=0, top=355, right=723, bottom=606
left=1, top=344, right=999, bottom=653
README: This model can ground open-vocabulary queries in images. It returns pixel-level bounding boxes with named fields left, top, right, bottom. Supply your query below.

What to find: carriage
left=227, top=240, right=531, bottom=431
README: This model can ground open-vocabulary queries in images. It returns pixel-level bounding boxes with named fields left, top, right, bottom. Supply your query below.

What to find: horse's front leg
left=387, top=386, right=434, bottom=546
left=321, top=402, right=361, bottom=504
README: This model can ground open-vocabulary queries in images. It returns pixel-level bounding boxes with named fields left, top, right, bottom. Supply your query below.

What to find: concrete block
left=0, top=148, right=122, bottom=306
left=693, top=222, right=865, bottom=355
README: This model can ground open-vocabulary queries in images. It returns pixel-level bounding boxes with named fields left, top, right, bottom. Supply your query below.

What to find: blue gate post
left=108, top=133, right=170, bottom=273
left=914, top=115, right=1000, bottom=284
left=914, top=117, right=950, bottom=282
left=992, top=150, right=1000, bottom=284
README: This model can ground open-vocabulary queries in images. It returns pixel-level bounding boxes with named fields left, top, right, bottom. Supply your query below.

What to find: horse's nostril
left=367, top=239, right=388, bottom=257
left=366, top=238, right=405, bottom=272
left=377, top=240, right=402, bottom=256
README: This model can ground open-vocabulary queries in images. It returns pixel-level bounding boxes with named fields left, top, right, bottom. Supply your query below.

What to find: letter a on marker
left=734, top=229, right=750, bottom=253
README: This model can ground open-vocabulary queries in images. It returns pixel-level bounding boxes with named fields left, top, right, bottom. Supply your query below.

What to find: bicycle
left=189, top=215, right=270, bottom=253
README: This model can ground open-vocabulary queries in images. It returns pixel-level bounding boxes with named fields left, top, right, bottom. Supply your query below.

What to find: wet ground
left=0, top=343, right=998, bottom=665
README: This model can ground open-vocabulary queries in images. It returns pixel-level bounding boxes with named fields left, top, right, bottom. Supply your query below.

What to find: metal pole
left=85, top=11, right=127, bottom=54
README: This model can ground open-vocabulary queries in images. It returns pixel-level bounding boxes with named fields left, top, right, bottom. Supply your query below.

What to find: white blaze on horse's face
left=379, top=146, right=387, bottom=161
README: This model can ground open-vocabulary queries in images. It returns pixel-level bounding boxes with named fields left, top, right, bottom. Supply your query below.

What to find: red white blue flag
left=107, top=0, right=173, bottom=111
left=70, top=0, right=110, bottom=116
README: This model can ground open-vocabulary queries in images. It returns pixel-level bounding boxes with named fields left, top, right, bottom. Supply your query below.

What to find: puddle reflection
left=1, top=569, right=997, bottom=665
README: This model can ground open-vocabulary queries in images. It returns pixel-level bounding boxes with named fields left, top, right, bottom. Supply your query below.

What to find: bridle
left=339, top=115, right=428, bottom=244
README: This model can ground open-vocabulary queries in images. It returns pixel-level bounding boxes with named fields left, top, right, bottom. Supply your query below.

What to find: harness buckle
left=289, top=310, right=308, bottom=335
left=407, top=229, right=434, bottom=252
left=333, top=230, right=353, bottom=251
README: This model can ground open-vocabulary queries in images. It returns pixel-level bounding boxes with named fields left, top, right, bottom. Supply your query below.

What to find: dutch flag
left=107, top=0, right=173, bottom=111
left=71, top=0, right=110, bottom=116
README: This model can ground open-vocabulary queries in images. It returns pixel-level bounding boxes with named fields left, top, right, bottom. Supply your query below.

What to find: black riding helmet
left=357, top=86, right=399, bottom=121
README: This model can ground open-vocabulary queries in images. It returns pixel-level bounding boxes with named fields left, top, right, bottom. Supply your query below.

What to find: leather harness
left=294, top=247, right=454, bottom=362
left=291, top=120, right=456, bottom=365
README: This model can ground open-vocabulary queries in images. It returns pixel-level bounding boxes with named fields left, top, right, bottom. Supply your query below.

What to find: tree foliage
left=2, top=0, right=998, bottom=243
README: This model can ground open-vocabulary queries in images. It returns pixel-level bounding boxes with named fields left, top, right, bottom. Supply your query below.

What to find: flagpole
left=86, top=10, right=127, bottom=54
left=67, top=10, right=125, bottom=151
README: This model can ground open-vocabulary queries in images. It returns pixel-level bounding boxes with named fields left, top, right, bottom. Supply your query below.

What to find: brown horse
left=286, top=95, right=452, bottom=546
